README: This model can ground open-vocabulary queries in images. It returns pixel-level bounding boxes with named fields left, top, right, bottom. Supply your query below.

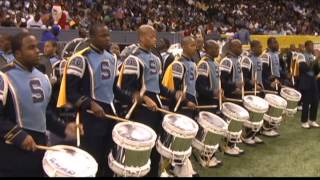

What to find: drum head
left=113, top=122, right=157, bottom=151
left=163, top=114, right=199, bottom=138
left=265, top=94, right=287, bottom=109
left=221, top=102, right=249, bottom=122
left=43, top=145, right=98, bottom=177
left=198, top=111, right=228, bottom=131
left=280, top=87, right=301, bottom=102
left=243, top=95, right=269, bottom=113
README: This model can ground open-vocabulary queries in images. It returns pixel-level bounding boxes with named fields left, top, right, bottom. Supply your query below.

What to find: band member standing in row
left=299, top=41, right=319, bottom=129
left=162, top=36, right=198, bottom=176
left=196, top=40, right=223, bottom=167
left=117, top=25, right=183, bottom=177
left=0, top=32, right=79, bottom=177
left=219, top=39, right=244, bottom=156
left=57, top=24, right=126, bottom=177
left=240, top=40, right=264, bottom=145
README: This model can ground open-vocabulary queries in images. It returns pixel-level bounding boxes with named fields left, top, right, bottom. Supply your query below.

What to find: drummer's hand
left=132, top=91, right=142, bottom=104
left=234, top=88, right=242, bottom=95
left=236, top=81, right=244, bottom=89
left=65, top=122, right=84, bottom=139
left=21, top=135, right=37, bottom=152
left=175, top=90, right=185, bottom=101
left=90, top=101, right=105, bottom=118
left=187, top=101, right=196, bottom=111
left=143, top=95, right=158, bottom=112
left=256, top=84, right=263, bottom=91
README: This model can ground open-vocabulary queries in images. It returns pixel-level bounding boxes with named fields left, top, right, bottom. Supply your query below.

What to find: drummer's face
left=92, top=26, right=111, bottom=51
left=252, top=43, right=262, bottom=56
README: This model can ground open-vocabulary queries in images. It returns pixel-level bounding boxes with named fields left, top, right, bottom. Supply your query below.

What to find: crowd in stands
left=0, top=0, right=319, bottom=35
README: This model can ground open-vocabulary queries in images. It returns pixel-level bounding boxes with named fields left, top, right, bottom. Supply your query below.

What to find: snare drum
left=192, top=111, right=228, bottom=154
left=264, top=94, right=287, bottom=118
left=221, top=102, right=250, bottom=143
left=42, top=145, right=98, bottom=177
left=157, top=114, right=199, bottom=163
left=108, top=122, right=157, bottom=177
left=243, top=95, right=269, bottom=131
left=280, top=87, right=301, bottom=115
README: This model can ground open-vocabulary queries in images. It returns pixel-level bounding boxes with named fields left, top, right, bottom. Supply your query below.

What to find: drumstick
left=174, top=86, right=187, bottom=112
left=35, top=145, right=61, bottom=152
left=125, top=87, right=146, bottom=119
left=224, top=97, right=243, bottom=103
left=76, top=112, right=80, bottom=147
left=245, top=90, right=261, bottom=94
left=156, top=107, right=177, bottom=115
left=254, top=71, right=257, bottom=96
left=86, top=110, right=130, bottom=122
left=181, top=105, right=218, bottom=110
left=125, top=101, right=137, bottom=119
left=241, top=72, right=245, bottom=100
left=141, top=103, right=177, bottom=115
left=263, top=90, right=278, bottom=94
left=219, top=78, right=222, bottom=111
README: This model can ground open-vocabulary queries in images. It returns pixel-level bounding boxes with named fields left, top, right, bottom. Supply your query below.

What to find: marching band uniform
left=219, top=52, right=244, bottom=156
left=57, top=44, right=126, bottom=176
left=117, top=46, right=176, bottom=177
left=0, top=61, right=66, bottom=176
left=195, top=54, right=222, bottom=167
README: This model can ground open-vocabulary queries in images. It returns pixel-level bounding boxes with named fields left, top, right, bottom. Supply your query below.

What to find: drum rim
left=263, top=113, right=282, bottom=122
left=265, top=94, right=287, bottom=109
left=162, top=114, right=199, bottom=138
left=221, top=102, right=250, bottom=122
left=192, top=139, right=219, bottom=153
left=198, top=111, right=228, bottom=133
left=42, top=145, right=98, bottom=177
left=280, top=87, right=302, bottom=102
left=112, top=122, right=157, bottom=151
left=156, top=139, right=192, bottom=160
left=108, top=152, right=151, bottom=177
left=243, top=95, right=269, bottom=113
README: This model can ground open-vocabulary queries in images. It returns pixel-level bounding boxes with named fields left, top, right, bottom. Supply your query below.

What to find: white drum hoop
left=263, top=114, right=282, bottom=124
left=221, top=102, right=250, bottom=122
left=112, top=122, right=157, bottom=151
left=197, top=111, right=228, bottom=136
left=280, top=87, right=302, bottom=102
left=243, top=120, right=263, bottom=132
left=162, top=114, right=199, bottom=139
left=156, top=139, right=192, bottom=162
left=42, top=145, right=98, bottom=177
left=243, top=95, right=269, bottom=114
left=108, top=153, right=150, bottom=177
left=192, top=139, right=219, bottom=155
left=264, top=94, right=287, bottom=110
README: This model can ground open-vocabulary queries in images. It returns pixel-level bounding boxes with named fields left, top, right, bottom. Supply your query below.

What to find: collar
left=138, top=46, right=151, bottom=53
left=14, top=60, right=33, bottom=72
left=89, top=44, right=104, bottom=54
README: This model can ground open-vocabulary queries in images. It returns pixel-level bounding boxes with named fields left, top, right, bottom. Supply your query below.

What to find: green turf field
left=192, top=111, right=320, bottom=177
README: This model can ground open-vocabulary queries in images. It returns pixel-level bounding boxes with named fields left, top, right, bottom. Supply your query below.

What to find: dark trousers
left=80, top=105, right=116, bottom=177
left=301, top=90, right=319, bottom=123
left=0, top=131, right=46, bottom=177
left=132, top=105, right=163, bottom=177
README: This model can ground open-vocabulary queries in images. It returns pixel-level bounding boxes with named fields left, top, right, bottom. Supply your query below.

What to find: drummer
left=162, top=36, right=199, bottom=176
left=117, top=24, right=183, bottom=177
left=0, top=32, right=80, bottom=176
left=57, top=23, right=128, bottom=177
left=299, top=41, right=319, bottom=129
left=196, top=40, right=223, bottom=167
left=219, top=39, right=245, bottom=156
left=240, top=40, right=265, bottom=145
